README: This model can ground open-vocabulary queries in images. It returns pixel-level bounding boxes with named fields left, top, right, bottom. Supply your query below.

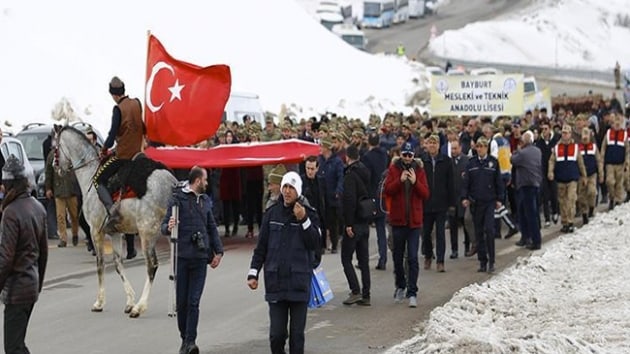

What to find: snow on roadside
left=429, top=0, right=630, bottom=71
left=386, top=203, right=630, bottom=354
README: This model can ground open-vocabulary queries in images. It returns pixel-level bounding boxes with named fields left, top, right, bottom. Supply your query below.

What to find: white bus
left=362, top=0, right=395, bottom=28
left=393, top=0, right=409, bottom=24
left=408, top=0, right=425, bottom=18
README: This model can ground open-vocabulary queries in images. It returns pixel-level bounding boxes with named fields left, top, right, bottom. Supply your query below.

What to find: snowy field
left=429, top=0, right=630, bottom=71
left=386, top=204, right=630, bottom=353
left=0, top=0, right=425, bottom=134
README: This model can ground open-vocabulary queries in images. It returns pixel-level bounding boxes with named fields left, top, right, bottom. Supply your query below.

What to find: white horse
left=55, top=126, right=177, bottom=317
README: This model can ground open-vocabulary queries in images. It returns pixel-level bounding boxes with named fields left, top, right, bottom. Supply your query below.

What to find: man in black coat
left=449, top=140, right=470, bottom=258
left=421, top=134, right=455, bottom=272
left=534, top=121, right=560, bottom=227
left=360, top=133, right=389, bottom=269
left=341, top=145, right=372, bottom=306
left=301, top=155, right=327, bottom=259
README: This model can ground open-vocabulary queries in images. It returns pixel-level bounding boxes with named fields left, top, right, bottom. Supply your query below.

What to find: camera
left=191, top=232, right=206, bottom=251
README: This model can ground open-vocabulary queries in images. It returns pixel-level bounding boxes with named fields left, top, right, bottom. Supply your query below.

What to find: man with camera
left=161, top=166, right=223, bottom=354
left=247, top=171, right=321, bottom=354
left=383, top=142, right=430, bottom=308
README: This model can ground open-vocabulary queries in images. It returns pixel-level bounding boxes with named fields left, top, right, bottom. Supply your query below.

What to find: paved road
left=365, top=0, right=530, bottom=60
left=2, top=222, right=572, bottom=354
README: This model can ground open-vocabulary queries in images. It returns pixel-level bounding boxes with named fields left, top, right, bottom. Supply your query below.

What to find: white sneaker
left=409, top=296, right=417, bottom=308
left=544, top=221, right=551, bottom=228
left=394, top=288, right=405, bottom=303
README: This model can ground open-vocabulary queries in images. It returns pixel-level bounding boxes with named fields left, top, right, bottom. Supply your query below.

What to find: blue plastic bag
left=308, top=266, right=334, bottom=308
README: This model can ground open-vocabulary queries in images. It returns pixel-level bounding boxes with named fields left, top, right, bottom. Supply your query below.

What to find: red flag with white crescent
left=144, top=34, right=231, bottom=146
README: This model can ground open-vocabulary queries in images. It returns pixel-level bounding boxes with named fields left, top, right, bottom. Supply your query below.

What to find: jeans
left=422, top=211, right=446, bottom=263
left=448, top=214, right=468, bottom=253
left=540, top=177, right=559, bottom=221
left=325, top=207, right=340, bottom=251
left=45, top=198, right=57, bottom=238
left=176, top=257, right=208, bottom=344
left=4, top=303, right=34, bottom=354
left=245, top=180, right=263, bottom=231
left=518, top=186, right=542, bottom=245
left=341, top=227, right=370, bottom=298
left=471, top=202, right=495, bottom=265
left=374, top=215, right=387, bottom=265
left=269, top=301, right=308, bottom=354
left=392, top=226, right=421, bottom=297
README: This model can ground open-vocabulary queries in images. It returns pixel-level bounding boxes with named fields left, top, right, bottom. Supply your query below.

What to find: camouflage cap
left=320, top=137, right=333, bottom=149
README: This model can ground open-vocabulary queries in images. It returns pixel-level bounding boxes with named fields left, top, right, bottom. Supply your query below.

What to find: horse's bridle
left=55, top=137, right=100, bottom=174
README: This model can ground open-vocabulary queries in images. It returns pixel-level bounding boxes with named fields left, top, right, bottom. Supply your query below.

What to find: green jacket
left=45, top=151, right=79, bottom=198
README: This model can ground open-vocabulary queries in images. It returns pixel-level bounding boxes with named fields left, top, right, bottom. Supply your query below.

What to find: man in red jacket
left=384, top=143, right=430, bottom=308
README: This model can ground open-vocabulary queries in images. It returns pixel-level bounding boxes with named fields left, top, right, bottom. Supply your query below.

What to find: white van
left=331, top=24, right=368, bottom=51
left=524, top=76, right=538, bottom=94
left=222, top=92, right=265, bottom=125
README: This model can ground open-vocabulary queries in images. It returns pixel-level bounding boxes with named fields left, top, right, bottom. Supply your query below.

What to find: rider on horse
left=95, top=76, right=144, bottom=233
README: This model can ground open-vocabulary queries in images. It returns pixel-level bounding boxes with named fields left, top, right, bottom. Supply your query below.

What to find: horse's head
left=54, top=125, right=99, bottom=175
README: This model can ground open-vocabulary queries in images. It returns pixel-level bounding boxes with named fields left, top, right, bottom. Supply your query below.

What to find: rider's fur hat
left=2, top=154, right=26, bottom=180
left=109, top=76, right=125, bottom=96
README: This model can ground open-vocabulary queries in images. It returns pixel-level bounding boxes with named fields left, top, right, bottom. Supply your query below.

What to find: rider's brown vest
left=116, top=97, right=144, bottom=159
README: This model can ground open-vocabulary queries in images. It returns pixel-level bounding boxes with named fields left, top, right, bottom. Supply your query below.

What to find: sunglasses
left=402, top=152, right=414, bottom=158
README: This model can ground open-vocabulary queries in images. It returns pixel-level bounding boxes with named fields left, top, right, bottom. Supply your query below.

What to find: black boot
left=125, top=234, right=137, bottom=260
left=582, top=214, right=589, bottom=225
left=609, top=200, right=615, bottom=211
left=96, top=184, right=120, bottom=233
left=588, top=207, right=594, bottom=218
left=568, top=223, right=575, bottom=233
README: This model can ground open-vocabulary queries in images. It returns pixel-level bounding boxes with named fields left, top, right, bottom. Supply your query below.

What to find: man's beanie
left=280, top=171, right=302, bottom=196
left=2, top=154, right=26, bottom=180
left=268, top=164, right=287, bottom=185
left=109, top=76, right=125, bottom=96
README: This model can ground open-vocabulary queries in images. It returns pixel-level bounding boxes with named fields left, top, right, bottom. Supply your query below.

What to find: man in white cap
left=247, top=171, right=322, bottom=354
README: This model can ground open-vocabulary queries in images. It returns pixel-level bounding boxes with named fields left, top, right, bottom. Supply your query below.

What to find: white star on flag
left=168, top=79, right=185, bottom=102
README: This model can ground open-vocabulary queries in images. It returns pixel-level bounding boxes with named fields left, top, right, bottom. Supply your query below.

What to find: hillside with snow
left=0, top=0, right=424, bottom=134
left=429, top=0, right=630, bottom=71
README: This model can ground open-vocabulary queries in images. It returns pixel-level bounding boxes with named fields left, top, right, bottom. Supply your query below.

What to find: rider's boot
left=96, top=184, right=121, bottom=233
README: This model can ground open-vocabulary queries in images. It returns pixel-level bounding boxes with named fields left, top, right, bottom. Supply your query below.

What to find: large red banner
left=144, top=139, right=321, bottom=169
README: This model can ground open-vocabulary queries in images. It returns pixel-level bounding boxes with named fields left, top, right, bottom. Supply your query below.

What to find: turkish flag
left=144, top=34, right=231, bottom=146
left=145, top=139, right=321, bottom=169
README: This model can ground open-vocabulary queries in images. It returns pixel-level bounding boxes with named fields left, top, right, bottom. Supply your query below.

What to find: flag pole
left=143, top=29, right=151, bottom=150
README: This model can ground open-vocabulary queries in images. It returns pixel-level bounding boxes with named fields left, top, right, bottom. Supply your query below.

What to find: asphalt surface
left=1, top=219, right=578, bottom=354
left=365, top=0, right=531, bottom=60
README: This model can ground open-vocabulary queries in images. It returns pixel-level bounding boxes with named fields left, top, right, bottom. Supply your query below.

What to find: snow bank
left=429, top=0, right=630, bottom=71
left=0, top=0, right=424, bottom=134
left=387, top=203, right=630, bottom=354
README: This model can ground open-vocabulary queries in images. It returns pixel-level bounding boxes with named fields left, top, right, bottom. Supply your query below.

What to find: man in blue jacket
left=162, top=166, right=223, bottom=354
left=461, top=137, right=504, bottom=273
left=318, top=138, right=344, bottom=253
left=247, top=171, right=321, bottom=354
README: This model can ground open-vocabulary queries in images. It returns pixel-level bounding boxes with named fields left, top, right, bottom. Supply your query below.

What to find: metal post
left=167, top=204, right=179, bottom=317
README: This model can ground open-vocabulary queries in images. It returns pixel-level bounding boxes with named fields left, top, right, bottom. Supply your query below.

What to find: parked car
left=331, top=24, right=368, bottom=51
left=15, top=122, right=104, bottom=200
left=470, top=67, right=503, bottom=76
left=524, top=76, right=538, bottom=94
left=1, top=134, right=37, bottom=197
left=425, top=66, right=445, bottom=76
